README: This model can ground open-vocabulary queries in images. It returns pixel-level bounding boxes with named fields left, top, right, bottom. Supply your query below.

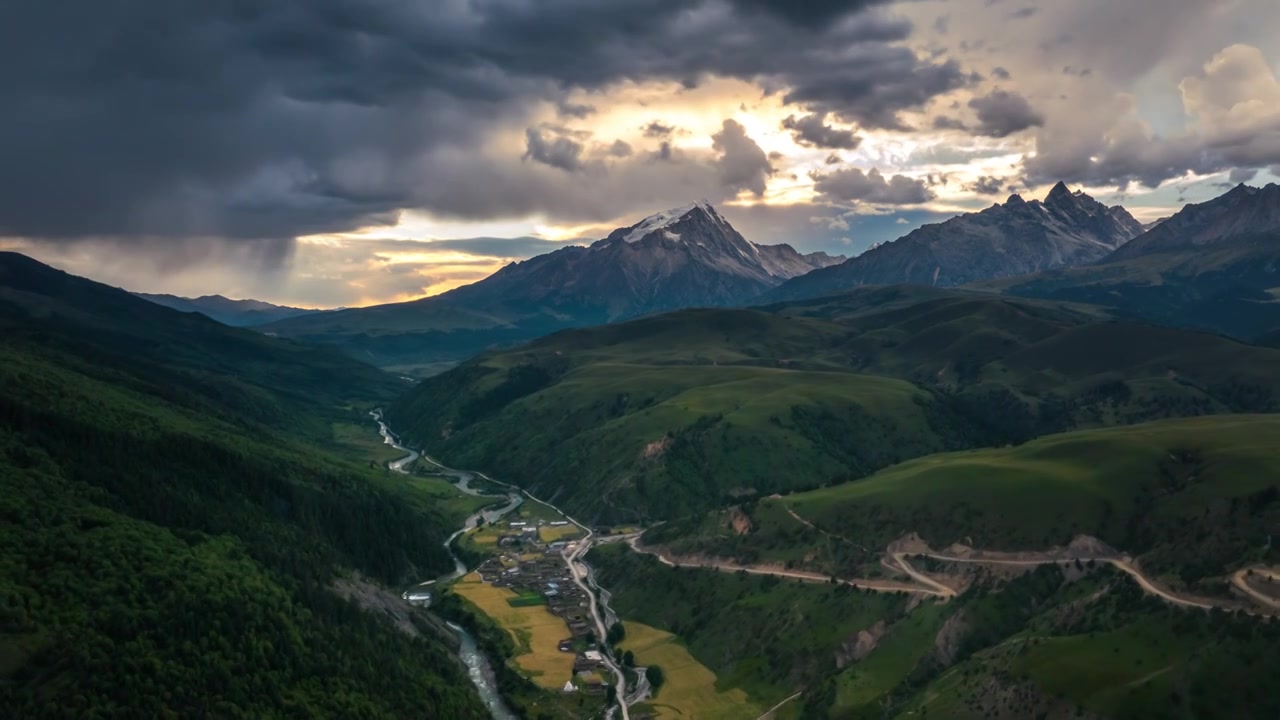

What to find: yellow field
left=622, top=621, right=761, bottom=719
left=453, top=573, right=574, bottom=689
left=538, top=524, right=581, bottom=543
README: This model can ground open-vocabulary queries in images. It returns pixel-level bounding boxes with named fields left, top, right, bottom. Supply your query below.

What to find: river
left=372, top=409, right=631, bottom=720
left=371, top=410, right=519, bottom=720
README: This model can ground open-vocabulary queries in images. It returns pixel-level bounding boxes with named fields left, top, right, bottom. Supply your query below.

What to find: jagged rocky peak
left=1045, top=180, right=1076, bottom=206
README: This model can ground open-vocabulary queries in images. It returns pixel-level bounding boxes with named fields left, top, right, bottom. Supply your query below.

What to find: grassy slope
left=653, top=415, right=1280, bottom=589
left=590, top=543, right=910, bottom=709
left=0, top=254, right=488, bottom=717
left=982, top=235, right=1280, bottom=340
left=391, top=288, right=1280, bottom=521
left=594, top=545, right=1280, bottom=720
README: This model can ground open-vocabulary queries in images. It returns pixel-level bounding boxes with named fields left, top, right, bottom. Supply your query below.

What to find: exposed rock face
left=932, top=610, right=969, bottom=667
left=836, top=620, right=887, bottom=669
left=766, top=182, right=1144, bottom=302
left=724, top=505, right=754, bottom=536
left=640, top=436, right=672, bottom=460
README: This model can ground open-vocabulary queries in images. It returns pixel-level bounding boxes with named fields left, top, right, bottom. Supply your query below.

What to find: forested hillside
left=0, top=254, right=487, bottom=717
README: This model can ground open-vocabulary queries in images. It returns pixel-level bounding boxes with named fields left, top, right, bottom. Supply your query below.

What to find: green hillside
left=986, top=234, right=1280, bottom=340
left=390, top=287, right=1280, bottom=521
left=0, top=254, right=487, bottom=717
left=650, top=415, right=1280, bottom=589
left=592, top=546, right=1280, bottom=719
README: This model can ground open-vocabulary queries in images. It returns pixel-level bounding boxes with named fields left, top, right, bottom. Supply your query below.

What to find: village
left=466, top=511, right=618, bottom=695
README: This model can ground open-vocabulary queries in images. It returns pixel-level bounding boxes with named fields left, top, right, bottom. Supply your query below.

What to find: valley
left=11, top=3, right=1280, bottom=718
left=371, top=412, right=634, bottom=719
left=10, top=224, right=1280, bottom=718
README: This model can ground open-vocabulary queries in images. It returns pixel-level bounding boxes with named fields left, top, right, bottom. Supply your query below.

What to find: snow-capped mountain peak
left=621, top=199, right=721, bottom=243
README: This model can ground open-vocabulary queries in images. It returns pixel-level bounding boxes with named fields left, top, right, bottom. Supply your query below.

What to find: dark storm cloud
left=810, top=167, right=935, bottom=205
left=712, top=119, right=774, bottom=196
left=781, top=55, right=971, bottom=131
left=932, top=116, right=969, bottom=131
left=524, top=126, right=588, bottom=171
left=728, top=0, right=896, bottom=28
left=781, top=113, right=862, bottom=149
left=0, top=0, right=967, bottom=255
left=1229, top=167, right=1259, bottom=184
left=967, top=90, right=1046, bottom=137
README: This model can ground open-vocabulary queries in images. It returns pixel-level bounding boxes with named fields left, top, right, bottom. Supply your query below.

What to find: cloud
left=968, top=90, right=1046, bottom=137
left=524, top=127, right=589, bottom=171
left=810, top=167, right=936, bottom=205
left=1024, top=43, right=1280, bottom=189
left=1228, top=167, right=1259, bottom=184
left=608, top=140, right=635, bottom=158
left=557, top=100, right=596, bottom=118
left=825, top=153, right=844, bottom=165
left=932, top=115, right=969, bottom=131
left=712, top=119, right=775, bottom=196
left=379, top=236, right=574, bottom=259
left=727, top=0, right=896, bottom=28
left=1180, top=44, right=1280, bottom=168
left=0, top=0, right=969, bottom=260
left=991, top=66, right=1011, bottom=80
left=967, top=175, right=1008, bottom=194
left=643, top=121, right=677, bottom=138
left=781, top=113, right=862, bottom=149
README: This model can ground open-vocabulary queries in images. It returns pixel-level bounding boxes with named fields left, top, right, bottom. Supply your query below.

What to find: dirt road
left=627, top=537, right=949, bottom=597
left=1230, top=567, right=1280, bottom=610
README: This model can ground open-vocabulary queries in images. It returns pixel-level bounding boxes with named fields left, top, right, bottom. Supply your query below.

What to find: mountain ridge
left=995, top=181, right=1280, bottom=339
left=264, top=201, right=844, bottom=367
left=137, top=292, right=323, bottom=326
left=764, top=182, right=1144, bottom=303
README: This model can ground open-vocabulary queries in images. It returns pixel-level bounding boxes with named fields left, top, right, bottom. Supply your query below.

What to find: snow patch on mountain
left=623, top=199, right=717, bottom=243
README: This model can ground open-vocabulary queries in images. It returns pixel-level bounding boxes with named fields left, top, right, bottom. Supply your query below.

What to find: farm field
left=451, top=572, right=575, bottom=689
left=622, top=621, right=761, bottom=720
left=539, top=524, right=582, bottom=543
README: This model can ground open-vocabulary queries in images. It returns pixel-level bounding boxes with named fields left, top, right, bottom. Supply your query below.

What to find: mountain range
left=193, top=181, right=1280, bottom=367
left=763, top=181, right=1144, bottom=302
left=996, top=182, right=1280, bottom=338
left=136, top=292, right=322, bottom=326
left=263, top=200, right=842, bottom=367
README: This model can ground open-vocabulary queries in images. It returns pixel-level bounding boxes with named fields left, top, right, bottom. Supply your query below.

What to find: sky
left=3, top=0, right=1280, bottom=308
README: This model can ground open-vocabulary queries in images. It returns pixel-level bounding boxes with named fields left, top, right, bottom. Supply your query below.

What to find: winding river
left=371, top=410, right=519, bottom=720
left=372, top=409, right=632, bottom=720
